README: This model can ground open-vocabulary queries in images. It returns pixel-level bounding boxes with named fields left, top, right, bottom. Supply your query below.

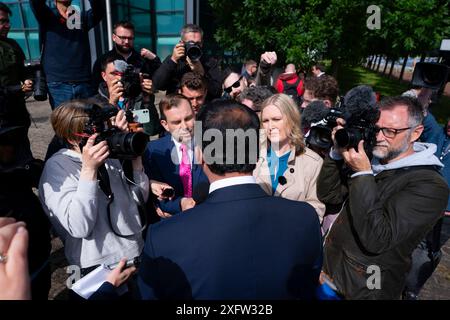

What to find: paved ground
left=27, top=96, right=450, bottom=300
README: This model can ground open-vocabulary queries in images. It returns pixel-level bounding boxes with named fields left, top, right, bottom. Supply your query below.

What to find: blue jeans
left=47, top=81, right=95, bottom=110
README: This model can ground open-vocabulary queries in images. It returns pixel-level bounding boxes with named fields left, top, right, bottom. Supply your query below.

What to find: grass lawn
left=336, top=66, right=450, bottom=124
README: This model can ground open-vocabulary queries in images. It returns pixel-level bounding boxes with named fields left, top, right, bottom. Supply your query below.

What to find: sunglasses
left=224, top=76, right=243, bottom=93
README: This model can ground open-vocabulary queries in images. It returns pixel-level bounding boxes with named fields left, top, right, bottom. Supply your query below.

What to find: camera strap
left=97, top=164, right=148, bottom=239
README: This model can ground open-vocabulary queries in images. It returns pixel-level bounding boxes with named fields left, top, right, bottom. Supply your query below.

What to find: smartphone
left=132, top=109, right=150, bottom=124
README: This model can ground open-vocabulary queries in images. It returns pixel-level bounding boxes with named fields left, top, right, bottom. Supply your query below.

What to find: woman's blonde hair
left=51, top=100, right=89, bottom=148
left=260, top=93, right=305, bottom=155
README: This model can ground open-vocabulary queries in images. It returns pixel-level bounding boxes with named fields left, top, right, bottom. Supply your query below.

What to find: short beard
left=373, top=133, right=411, bottom=163
left=115, top=43, right=131, bottom=54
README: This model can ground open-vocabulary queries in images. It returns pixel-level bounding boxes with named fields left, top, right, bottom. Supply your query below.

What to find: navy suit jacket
left=137, top=183, right=323, bottom=300
left=143, top=134, right=209, bottom=215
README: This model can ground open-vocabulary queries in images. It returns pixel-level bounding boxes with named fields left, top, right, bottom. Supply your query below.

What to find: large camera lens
left=184, top=41, right=202, bottom=61
left=33, top=70, right=48, bottom=101
left=107, top=131, right=149, bottom=158
left=335, top=128, right=362, bottom=149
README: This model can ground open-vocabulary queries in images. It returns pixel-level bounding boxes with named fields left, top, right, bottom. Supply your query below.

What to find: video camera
left=304, top=85, right=380, bottom=155
left=184, top=41, right=202, bottom=62
left=80, top=104, right=149, bottom=160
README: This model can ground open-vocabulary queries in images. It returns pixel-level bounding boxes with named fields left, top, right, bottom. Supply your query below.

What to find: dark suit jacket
left=143, top=134, right=209, bottom=214
left=137, top=183, right=323, bottom=300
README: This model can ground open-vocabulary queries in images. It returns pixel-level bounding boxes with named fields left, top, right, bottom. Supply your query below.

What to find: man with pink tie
left=143, top=94, right=209, bottom=218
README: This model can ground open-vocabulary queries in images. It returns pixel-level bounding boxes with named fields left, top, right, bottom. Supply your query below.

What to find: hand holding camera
left=171, top=42, right=185, bottom=63
left=80, top=134, right=110, bottom=180
left=108, top=78, right=124, bottom=106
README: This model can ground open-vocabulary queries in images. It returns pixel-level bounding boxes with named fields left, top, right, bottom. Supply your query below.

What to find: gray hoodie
left=39, top=149, right=148, bottom=268
left=372, top=142, right=443, bottom=175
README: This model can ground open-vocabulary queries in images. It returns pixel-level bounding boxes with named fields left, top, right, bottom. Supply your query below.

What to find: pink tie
left=179, top=144, right=192, bottom=197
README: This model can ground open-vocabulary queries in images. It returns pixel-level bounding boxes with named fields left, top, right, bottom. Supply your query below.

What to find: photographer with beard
left=317, top=95, right=448, bottom=299
left=92, top=21, right=161, bottom=91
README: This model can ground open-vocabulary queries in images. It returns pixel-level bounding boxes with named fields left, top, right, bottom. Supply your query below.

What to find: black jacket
left=152, top=54, right=222, bottom=99
left=317, top=155, right=448, bottom=299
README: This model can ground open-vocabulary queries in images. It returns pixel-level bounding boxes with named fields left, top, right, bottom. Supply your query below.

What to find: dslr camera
left=80, top=104, right=149, bottom=160
left=184, top=41, right=202, bottom=61
left=113, top=60, right=144, bottom=99
left=307, top=108, right=344, bottom=150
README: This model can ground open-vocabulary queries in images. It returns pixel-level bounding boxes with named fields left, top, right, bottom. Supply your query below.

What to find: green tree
left=208, top=0, right=450, bottom=77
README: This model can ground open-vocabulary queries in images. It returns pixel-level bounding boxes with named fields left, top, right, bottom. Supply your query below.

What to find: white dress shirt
left=209, top=176, right=257, bottom=194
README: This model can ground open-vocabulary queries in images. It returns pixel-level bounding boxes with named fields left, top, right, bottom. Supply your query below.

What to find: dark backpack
left=282, top=78, right=301, bottom=104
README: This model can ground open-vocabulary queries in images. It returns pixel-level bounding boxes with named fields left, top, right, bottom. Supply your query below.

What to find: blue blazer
left=143, top=134, right=209, bottom=214
left=137, top=183, right=323, bottom=300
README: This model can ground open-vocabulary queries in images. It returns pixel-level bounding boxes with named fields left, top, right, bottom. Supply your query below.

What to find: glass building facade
left=3, top=0, right=211, bottom=62
left=4, top=0, right=218, bottom=63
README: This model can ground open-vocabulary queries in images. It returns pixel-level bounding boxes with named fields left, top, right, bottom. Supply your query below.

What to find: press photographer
left=152, top=24, right=222, bottom=100
left=302, top=85, right=376, bottom=159
left=38, top=100, right=150, bottom=299
left=97, top=55, right=161, bottom=136
left=317, top=95, right=449, bottom=299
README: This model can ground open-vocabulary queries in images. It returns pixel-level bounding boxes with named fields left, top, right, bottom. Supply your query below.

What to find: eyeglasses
left=224, top=76, right=243, bottom=93
left=0, top=18, right=10, bottom=25
left=114, top=34, right=134, bottom=41
left=375, top=126, right=412, bottom=138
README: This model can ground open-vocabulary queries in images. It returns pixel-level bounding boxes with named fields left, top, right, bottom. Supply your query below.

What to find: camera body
left=184, top=41, right=203, bottom=61
left=307, top=108, right=343, bottom=150
left=119, top=64, right=142, bottom=99
left=307, top=86, right=379, bottom=156
left=81, top=104, right=148, bottom=160
left=335, top=119, right=378, bottom=153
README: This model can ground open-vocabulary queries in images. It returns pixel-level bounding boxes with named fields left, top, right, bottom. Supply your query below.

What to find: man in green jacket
left=317, top=95, right=448, bottom=299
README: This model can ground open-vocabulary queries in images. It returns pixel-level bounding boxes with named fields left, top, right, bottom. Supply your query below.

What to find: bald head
left=285, top=64, right=296, bottom=74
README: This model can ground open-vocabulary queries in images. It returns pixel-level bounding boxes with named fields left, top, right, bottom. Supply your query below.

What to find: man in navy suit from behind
left=143, top=94, right=209, bottom=217
left=138, top=100, right=323, bottom=299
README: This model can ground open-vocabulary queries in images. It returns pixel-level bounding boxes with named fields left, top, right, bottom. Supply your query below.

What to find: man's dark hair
left=378, top=96, right=424, bottom=127
left=0, top=2, right=11, bottom=16
left=100, top=52, right=125, bottom=72
left=181, top=72, right=207, bottom=92
left=313, top=63, right=326, bottom=72
left=113, top=20, right=135, bottom=32
left=304, top=75, right=339, bottom=104
left=239, top=86, right=276, bottom=112
left=159, top=94, right=191, bottom=121
left=196, top=100, right=260, bottom=175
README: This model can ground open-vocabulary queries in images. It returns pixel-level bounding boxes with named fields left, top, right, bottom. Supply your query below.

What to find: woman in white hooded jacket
left=39, top=100, right=149, bottom=272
